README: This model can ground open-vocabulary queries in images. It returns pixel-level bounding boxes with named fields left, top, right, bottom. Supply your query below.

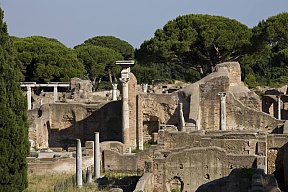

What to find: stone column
left=178, top=103, right=185, bottom=131
left=53, top=86, right=58, bottom=102
left=86, top=166, right=92, bottom=183
left=218, top=92, right=226, bottom=131
left=136, top=95, right=143, bottom=150
left=27, top=86, right=32, bottom=110
left=142, top=84, right=148, bottom=93
left=76, top=139, right=82, bottom=188
left=120, top=78, right=130, bottom=147
left=116, top=60, right=134, bottom=150
left=277, top=95, right=281, bottom=120
left=112, top=83, right=118, bottom=101
left=94, top=132, right=100, bottom=179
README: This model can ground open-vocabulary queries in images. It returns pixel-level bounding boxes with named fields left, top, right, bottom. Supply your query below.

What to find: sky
left=1, top=0, right=288, bottom=49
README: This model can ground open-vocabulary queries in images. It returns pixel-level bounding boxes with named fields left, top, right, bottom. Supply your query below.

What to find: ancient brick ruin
left=26, top=61, right=288, bottom=191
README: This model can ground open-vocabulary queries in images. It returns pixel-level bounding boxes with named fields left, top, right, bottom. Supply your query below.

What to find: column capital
left=218, top=92, right=226, bottom=96
left=120, top=77, right=130, bottom=86
left=112, top=83, right=118, bottom=90
left=218, top=92, right=226, bottom=100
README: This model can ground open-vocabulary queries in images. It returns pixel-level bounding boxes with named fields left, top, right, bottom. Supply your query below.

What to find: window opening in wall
left=205, top=174, right=210, bottom=180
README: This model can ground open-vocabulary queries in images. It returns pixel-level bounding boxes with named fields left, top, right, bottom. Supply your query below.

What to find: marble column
left=120, top=78, right=130, bottom=146
left=86, top=166, right=92, bottom=183
left=116, top=60, right=134, bottom=150
left=53, top=86, right=58, bottom=102
left=218, top=92, right=226, bottom=131
left=277, top=95, right=281, bottom=120
left=76, top=139, right=82, bottom=188
left=112, top=83, right=118, bottom=101
left=142, top=84, right=148, bottom=93
left=137, top=96, right=143, bottom=150
left=94, top=132, right=100, bottom=179
left=178, top=103, right=185, bottom=131
left=27, top=86, right=32, bottom=110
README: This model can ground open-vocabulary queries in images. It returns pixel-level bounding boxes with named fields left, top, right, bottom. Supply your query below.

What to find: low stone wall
left=103, top=145, right=158, bottom=172
left=133, top=173, right=154, bottom=192
left=28, top=156, right=93, bottom=174
left=103, top=150, right=138, bottom=172
left=101, top=141, right=125, bottom=154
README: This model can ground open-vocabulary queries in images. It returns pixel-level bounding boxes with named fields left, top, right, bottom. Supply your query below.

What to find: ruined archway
left=166, top=176, right=184, bottom=192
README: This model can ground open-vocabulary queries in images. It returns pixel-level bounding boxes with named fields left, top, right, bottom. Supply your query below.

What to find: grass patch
left=27, top=173, right=75, bottom=192
left=131, top=140, right=157, bottom=153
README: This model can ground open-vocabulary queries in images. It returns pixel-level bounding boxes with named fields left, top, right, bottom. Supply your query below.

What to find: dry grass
left=27, top=173, right=75, bottom=192
left=27, top=173, right=101, bottom=192
left=27, top=172, right=137, bottom=192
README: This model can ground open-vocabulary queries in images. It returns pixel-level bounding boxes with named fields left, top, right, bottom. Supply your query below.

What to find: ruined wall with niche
left=266, top=134, right=288, bottom=189
left=29, top=101, right=122, bottom=149
left=28, top=73, right=180, bottom=149
left=138, top=93, right=178, bottom=142
left=28, top=108, right=50, bottom=148
left=101, top=129, right=288, bottom=190
left=153, top=147, right=258, bottom=192
left=178, top=62, right=284, bottom=132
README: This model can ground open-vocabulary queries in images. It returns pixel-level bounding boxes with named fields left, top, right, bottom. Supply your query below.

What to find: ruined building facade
left=27, top=62, right=287, bottom=191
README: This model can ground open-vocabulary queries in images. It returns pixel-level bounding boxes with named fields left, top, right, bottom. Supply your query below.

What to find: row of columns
left=111, top=83, right=148, bottom=101
left=20, top=82, right=70, bottom=110
left=76, top=132, right=101, bottom=188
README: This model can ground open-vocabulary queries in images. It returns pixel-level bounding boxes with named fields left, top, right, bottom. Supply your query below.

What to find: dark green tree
left=246, top=12, right=288, bottom=87
left=13, top=36, right=85, bottom=83
left=135, top=14, right=252, bottom=82
left=74, top=45, right=123, bottom=89
left=77, top=36, right=134, bottom=60
left=131, top=63, right=161, bottom=84
left=0, top=8, right=29, bottom=191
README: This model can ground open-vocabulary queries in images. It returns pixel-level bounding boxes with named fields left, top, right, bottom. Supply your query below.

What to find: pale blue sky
left=1, top=0, right=288, bottom=48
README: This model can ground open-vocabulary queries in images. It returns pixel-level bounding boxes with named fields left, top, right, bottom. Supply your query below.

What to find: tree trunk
left=96, top=77, right=102, bottom=90
left=108, top=69, right=113, bottom=83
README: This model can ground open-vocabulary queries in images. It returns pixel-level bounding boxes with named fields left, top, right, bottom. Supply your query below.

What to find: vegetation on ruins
left=135, top=14, right=252, bottom=83
left=13, top=36, right=85, bottom=83
left=74, top=44, right=123, bottom=90
left=0, top=8, right=29, bottom=191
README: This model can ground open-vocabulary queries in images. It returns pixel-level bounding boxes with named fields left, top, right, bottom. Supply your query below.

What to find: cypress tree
left=0, top=7, right=29, bottom=191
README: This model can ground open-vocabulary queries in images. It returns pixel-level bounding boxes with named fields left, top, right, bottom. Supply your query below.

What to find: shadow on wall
left=195, top=168, right=253, bottom=192
left=274, top=142, right=288, bottom=191
left=47, top=101, right=122, bottom=150
left=166, top=106, right=179, bottom=126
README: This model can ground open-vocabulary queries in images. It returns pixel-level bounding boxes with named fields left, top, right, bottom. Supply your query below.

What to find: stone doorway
left=143, top=121, right=159, bottom=142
